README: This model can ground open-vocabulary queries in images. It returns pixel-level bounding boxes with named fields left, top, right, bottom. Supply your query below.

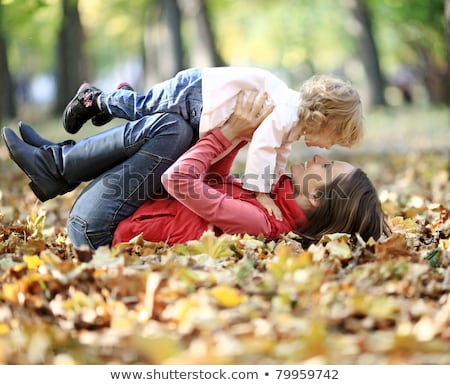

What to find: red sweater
left=113, top=129, right=308, bottom=246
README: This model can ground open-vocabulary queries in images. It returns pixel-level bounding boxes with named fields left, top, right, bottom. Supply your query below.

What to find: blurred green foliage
left=1, top=0, right=447, bottom=82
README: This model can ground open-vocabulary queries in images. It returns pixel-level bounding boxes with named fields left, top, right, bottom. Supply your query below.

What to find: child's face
left=304, top=127, right=337, bottom=149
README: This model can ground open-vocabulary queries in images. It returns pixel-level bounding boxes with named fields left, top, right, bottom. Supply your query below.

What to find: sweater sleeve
left=203, top=140, right=247, bottom=182
left=162, top=129, right=272, bottom=236
left=242, top=112, right=288, bottom=193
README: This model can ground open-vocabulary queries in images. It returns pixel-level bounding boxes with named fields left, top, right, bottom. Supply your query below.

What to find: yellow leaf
left=274, top=244, right=293, bottom=260
left=320, top=233, right=351, bottom=243
left=366, top=237, right=377, bottom=247
left=439, top=238, right=449, bottom=250
left=325, top=239, right=352, bottom=260
left=368, top=297, right=400, bottom=320
left=128, top=232, right=145, bottom=245
left=167, top=298, right=199, bottom=323
left=26, top=209, right=46, bottom=238
left=66, top=290, right=90, bottom=310
left=0, top=323, right=10, bottom=335
left=2, top=283, right=19, bottom=304
left=24, top=255, right=43, bottom=269
left=185, top=230, right=234, bottom=259
left=133, top=335, right=183, bottom=364
left=267, top=247, right=312, bottom=279
left=210, top=285, right=247, bottom=307
left=40, top=249, right=63, bottom=267
left=389, top=216, right=420, bottom=232
left=13, top=263, right=26, bottom=272
left=55, top=233, right=68, bottom=244
left=293, top=251, right=313, bottom=268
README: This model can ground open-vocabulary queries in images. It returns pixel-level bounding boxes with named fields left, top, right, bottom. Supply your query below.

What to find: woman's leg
left=2, top=119, right=157, bottom=202
left=67, top=113, right=196, bottom=249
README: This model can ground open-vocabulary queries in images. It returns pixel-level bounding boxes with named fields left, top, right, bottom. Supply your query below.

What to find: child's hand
left=256, top=192, right=283, bottom=221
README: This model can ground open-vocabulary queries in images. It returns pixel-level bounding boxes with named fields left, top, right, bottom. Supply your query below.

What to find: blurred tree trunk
left=54, top=0, right=88, bottom=115
left=348, top=0, right=386, bottom=106
left=180, top=0, right=226, bottom=67
left=445, top=0, right=450, bottom=105
left=162, top=0, right=184, bottom=71
left=414, top=0, right=449, bottom=105
left=417, top=45, right=449, bottom=105
left=0, top=4, right=16, bottom=122
left=143, top=0, right=185, bottom=87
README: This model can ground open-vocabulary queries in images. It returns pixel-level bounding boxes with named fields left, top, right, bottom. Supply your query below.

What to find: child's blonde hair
left=298, top=74, right=363, bottom=147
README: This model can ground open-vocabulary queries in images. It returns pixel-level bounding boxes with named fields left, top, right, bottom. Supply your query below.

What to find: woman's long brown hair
left=299, top=168, right=391, bottom=241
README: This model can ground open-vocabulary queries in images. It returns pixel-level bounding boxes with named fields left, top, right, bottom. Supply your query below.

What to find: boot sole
left=63, top=83, right=93, bottom=134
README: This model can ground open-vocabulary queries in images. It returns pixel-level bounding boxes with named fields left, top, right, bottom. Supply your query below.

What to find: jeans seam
left=68, top=215, right=95, bottom=249
left=109, top=154, right=173, bottom=227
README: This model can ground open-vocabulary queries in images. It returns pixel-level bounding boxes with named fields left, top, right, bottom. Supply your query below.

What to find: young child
left=63, top=67, right=363, bottom=220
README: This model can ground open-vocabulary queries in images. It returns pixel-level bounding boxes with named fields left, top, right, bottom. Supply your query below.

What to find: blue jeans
left=99, top=68, right=203, bottom=130
left=67, top=113, right=197, bottom=249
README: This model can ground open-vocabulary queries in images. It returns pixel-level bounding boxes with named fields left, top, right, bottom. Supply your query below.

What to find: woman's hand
left=221, top=91, right=274, bottom=142
left=256, top=192, right=283, bottom=221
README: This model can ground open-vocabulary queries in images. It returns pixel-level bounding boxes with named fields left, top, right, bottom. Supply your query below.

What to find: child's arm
left=242, top=107, right=290, bottom=193
left=256, top=192, right=283, bottom=221
left=203, top=91, right=274, bottom=183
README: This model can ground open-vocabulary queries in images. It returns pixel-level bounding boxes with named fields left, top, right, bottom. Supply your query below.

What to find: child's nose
left=313, top=154, right=327, bottom=163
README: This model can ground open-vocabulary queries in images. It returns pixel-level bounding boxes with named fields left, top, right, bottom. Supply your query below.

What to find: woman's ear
left=307, top=191, right=322, bottom=208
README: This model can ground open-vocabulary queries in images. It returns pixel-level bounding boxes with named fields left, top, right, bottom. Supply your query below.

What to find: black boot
left=19, top=121, right=75, bottom=147
left=63, top=83, right=102, bottom=134
left=2, top=124, right=137, bottom=202
left=91, top=82, right=134, bottom=126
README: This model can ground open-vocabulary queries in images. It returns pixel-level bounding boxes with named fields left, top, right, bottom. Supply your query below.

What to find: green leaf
left=425, top=248, right=441, bottom=269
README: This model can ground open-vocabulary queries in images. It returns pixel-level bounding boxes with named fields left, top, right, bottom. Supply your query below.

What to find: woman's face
left=290, top=154, right=355, bottom=210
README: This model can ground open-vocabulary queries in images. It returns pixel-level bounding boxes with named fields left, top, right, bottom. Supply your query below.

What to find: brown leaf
left=375, top=232, right=410, bottom=259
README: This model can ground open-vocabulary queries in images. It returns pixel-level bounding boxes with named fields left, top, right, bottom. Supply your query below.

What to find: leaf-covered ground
left=0, top=139, right=449, bottom=364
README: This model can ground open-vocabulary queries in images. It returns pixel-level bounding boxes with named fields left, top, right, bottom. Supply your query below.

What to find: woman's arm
left=162, top=92, right=275, bottom=236
left=203, top=91, right=271, bottom=181
left=203, top=140, right=247, bottom=183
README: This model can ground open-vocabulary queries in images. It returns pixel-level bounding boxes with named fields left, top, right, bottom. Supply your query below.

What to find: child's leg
left=100, top=68, right=203, bottom=126
left=63, top=68, right=203, bottom=135
left=92, top=82, right=134, bottom=126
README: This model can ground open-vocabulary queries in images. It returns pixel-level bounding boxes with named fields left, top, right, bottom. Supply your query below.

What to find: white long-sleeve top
left=200, top=67, right=302, bottom=193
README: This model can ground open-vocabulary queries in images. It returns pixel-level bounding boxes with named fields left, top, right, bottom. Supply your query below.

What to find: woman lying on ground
left=2, top=92, right=390, bottom=249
